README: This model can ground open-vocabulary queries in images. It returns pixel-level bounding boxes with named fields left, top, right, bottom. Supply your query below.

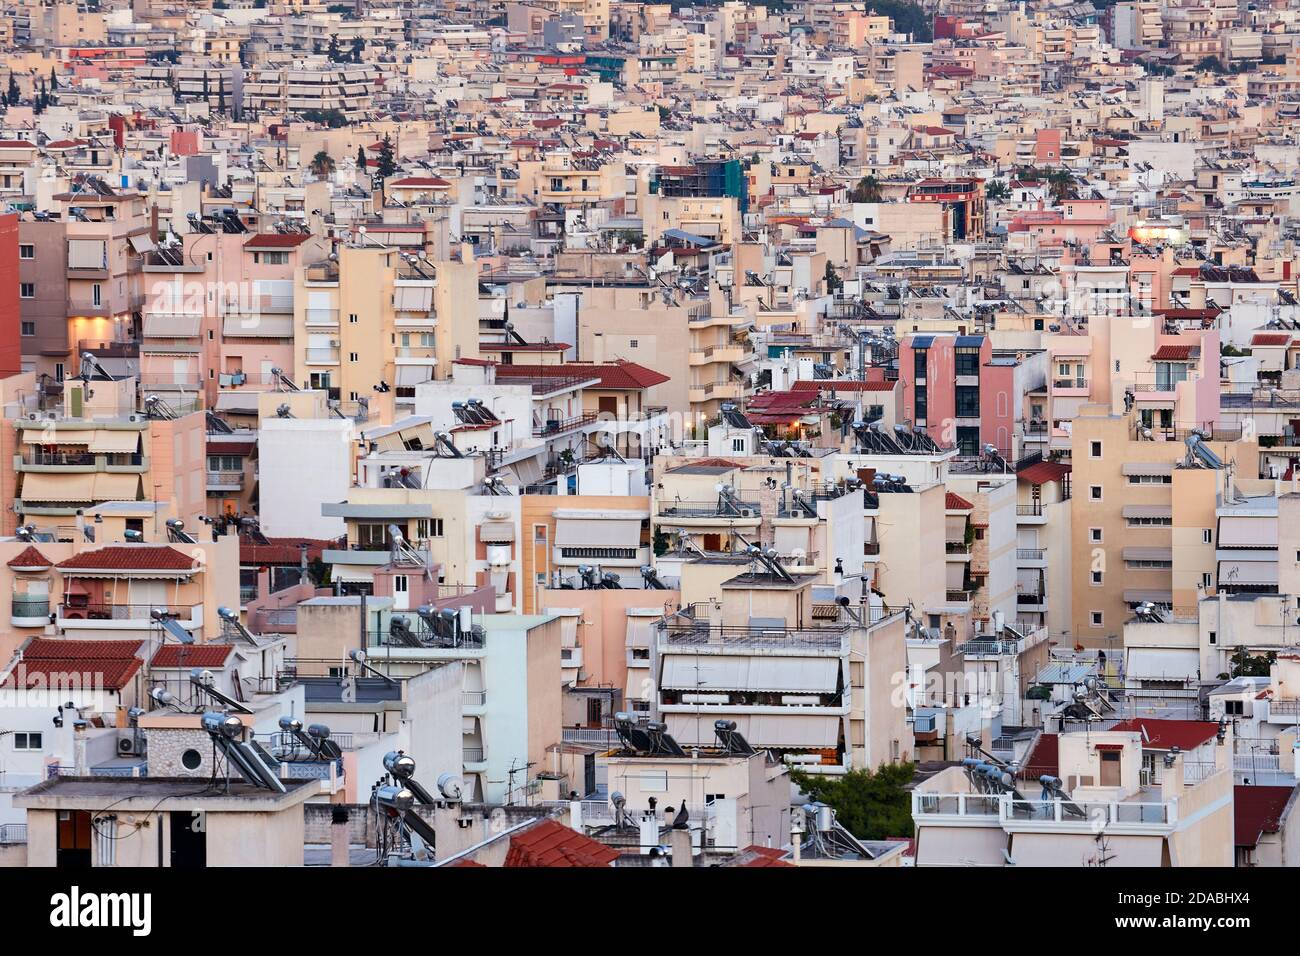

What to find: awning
left=223, top=314, right=294, bottom=338
left=1217, top=560, right=1277, bottom=586
left=394, top=286, right=433, bottom=311
left=660, top=655, right=838, bottom=693
left=1126, top=648, right=1200, bottom=681
left=394, top=365, right=434, bottom=387
left=1121, top=462, right=1173, bottom=476
left=480, top=521, right=515, bottom=543
left=143, top=312, right=202, bottom=338
left=22, top=429, right=94, bottom=445
left=215, top=392, right=260, bottom=414
left=1123, top=547, right=1172, bottom=562
left=555, top=518, right=642, bottom=547
left=665, top=713, right=840, bottom=748
left=1122, top=505, right=1172, bottom=519
left=68, top=238, right=107, bottom=270
left=19, top=473, right=94, bottom=502
left=1123, top=589, right=1172, bottom=604
left=87, top=431, right=142, bottom=454
left=625, top=616, right=656, bottom=649
left=917, top=826, right=1008, bottom=867
left=128, top=234, right=156, bottom=255
left=1218, top=516, right=1277, bottom=548
left=93, top=473, right=141, bottom=500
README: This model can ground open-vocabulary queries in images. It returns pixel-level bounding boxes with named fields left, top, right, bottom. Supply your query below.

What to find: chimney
left=670, top=827, right=693, bottom=867
left=330, top=805, right=350, bottom=867
left=1160, top=748, right=1184, bottom=804
left=73, top=720, right=88, bottom=775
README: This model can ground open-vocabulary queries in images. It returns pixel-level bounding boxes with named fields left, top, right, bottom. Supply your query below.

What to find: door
left=128, top=579, right=169, bottom=617
left=392, top=574, right=409, bottom=611
left=1100, top=751, right=1121, bottom=787
left=56, top=810, right=92, bottom=868
left=169, top=811, right=207, bottom=868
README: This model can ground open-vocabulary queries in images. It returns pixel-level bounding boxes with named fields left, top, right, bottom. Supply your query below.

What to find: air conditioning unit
left=117, top=734, right=142, bottom=757
left=739, top=508, right=754, bottom=518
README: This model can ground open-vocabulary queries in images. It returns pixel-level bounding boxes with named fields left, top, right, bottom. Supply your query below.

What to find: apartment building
left=1068, top=404, right=1260, bottom=641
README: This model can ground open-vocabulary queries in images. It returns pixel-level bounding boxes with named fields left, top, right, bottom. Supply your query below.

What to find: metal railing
left=59, top=603, right=194, bottom=621
left=1016, top=548, right=1045, bottom=560
left=661, top=621, right=850, bottom=649
left=533, top=412, right=597, bottom=437
left=0, top=824, right=28, bottom=844
left=463, top=747, right=485, bottom=763
left=11, top=596, right=50, bottom=617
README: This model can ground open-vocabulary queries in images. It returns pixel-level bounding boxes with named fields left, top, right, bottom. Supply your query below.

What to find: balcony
left=462, top=747, right=486, bottom=765
left=16, top=451, right=147, bottom=474
left=304, top=308, right=339, bottom=327
left=78, top=338, right=139, bottom=359
left=1016, top=591, right=1046, bottom=610
left=945, top=589, right=972, bottom=605
left=533, top=412, right=597, bottom=437
left=945, top=542, right=971, bottom=558
left=305, top=347, right=340, bottom=365
left=207, top=470, right=244, bottom=491
left=1052, top=377, right=1089, bottom=396
left=658, top=499, right=762, bottom=526
left=57, top=602, right=202, bottom=630
left=1017, top=503, right=1046, bottom=523
left=11, top=594, right=50, bottom=627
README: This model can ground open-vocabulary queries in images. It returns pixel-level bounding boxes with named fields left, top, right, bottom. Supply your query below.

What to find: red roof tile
left=56, top=546, right=197, bottom=573
left=2, top=638, right=144, bottom=691
left=391, top=176, right=451, bottom=187
left=1018, top=461, right=1071, bottom=484
left=1234, top=785, right=1294, bottom=847
left=243, top=233, right=310, bottom=249
left=1108, top=718, right=1220, bottom=751
left=1019, top=733, right=1059, bottom=780
left=503, top=818, right=619, bottom=867
left=945, top=492, right=973, bottom=510
left=731, top=845, right=795, bottom=867
left=7, top=546, right=53, bottom=570
left=495, top=360, right=670, bottom=389
left=1252, top=333, right=1291, bottom=346
left=1151, top=344, right=1195, bottom=361
left=792, top=379, right=896, bottom=392
left=151, top=644, right=235, bottom=668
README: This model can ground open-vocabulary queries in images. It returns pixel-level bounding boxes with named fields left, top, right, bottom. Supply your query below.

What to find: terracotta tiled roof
left=391, top=176, right=451, bottom=187
left=1018, top=461, right=1071, bottom=484
left=730, top=845, right=795, bottom=867
left=243, top=233, right=310, bottom=249
left=1151, top=344, right=1195, bottom=361
left=945, top=492, right=973, bottom=510
left=7, top=546, right=53, bottom=570
left=1108, top=718, right=1219, bottom=751
left=3, top=638, right=144, bottom=691
left=151, top=644, right=235, bottom=668
left=1234, top=785, right=1294, bottom=848
left=503, top=818, right=619, bottom=867
left=1252, top=333, right=1291, bottom=346
left=495, top=360, right=670, bottom=389
left=56, top=546, right=197, bottom=573
left=1018, top=733, right=1058, bottom=780
left=792, top=379, right=895, bottom=392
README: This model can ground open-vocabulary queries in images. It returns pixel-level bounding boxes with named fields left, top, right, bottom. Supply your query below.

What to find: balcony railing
left=1016, top=548, right=1045, bottom=560
left=463, top=747, right=485, bottom=763
left=0, top=824, right=27, bottom=845
left=12, top=596, right=50, bottom=618
left=533, top=412, right=597, bottom=437
left=946, top=589, right=972, bottom=603
left=945, top=542, right=971, bottom=555
left=207, top=470, right=244, bottom=488
left=659, top=499, right=761, bottom=518
left=59, top=602, right=194, bottom=622
left=463, top=691, right=487, bottom=707
left=1053, top=377, right=1088, bottom=389
left=1017, top=503, right=1044, bottom=516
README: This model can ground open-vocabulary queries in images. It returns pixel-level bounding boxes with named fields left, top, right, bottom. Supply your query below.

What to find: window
left=349, top=313, right=358, bottom=324
left=1091, top=570, right=1103, bottom=585
left=92, top=284, right=102, bottom=307
left=14, top=732, right=42, bottom=751
left=1090, top=611, right=1103, bottom=627
left=254, top=251, right=289, bottom=265
left=732, top=438, right=746, bottom=452
left=1126, top=474, right=1171, bottom=485
left=1127, top=516, right=1171, bottom=527
left=1089, top=441, right=1102, bottom=458
left=20, top=321, right=35, bottom=336
left=629, top=339, right=638, bottom=348
left=954, top=385, right=980, bottom=418
left=19, top=282, right=33, bottom=298
left=1126, top=559, right=1172, bottom=570
left=1089, top=528, right=1102, bottom=543
left=1208, top=630, right=1217, bottom=645
left=1202, top=572, right=1213, bottom=588
left=1089, top=485, right=1102, bottom=501
left=207, top=455, right=242, bottom=471
left=349, top=352, right=359, bottom=363
left=1223, top=700, right=1243, bottom=716
left=954, top=348, right=980, bottom=377
left=1203, top=529, right=1212, bottom=544
left=19, top=244, right=33, bottom=259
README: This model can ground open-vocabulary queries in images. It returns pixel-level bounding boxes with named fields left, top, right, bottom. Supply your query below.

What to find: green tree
left=1047, top=168, right=1077, bottom=203
left=790, top=762, right=915, bottom=841
left=310, top=150, right=336, bottom=177
left=985, top=178, right=1010, bottom=202
left=1230, top=649, right=1276, bottom=677
left=5, top=73, right=17, bottom=106
left=350, top=38, right=365, bottom=64
left=865, top=1, right=932, bottom=41
left=49, top=67, right=58, bottom=91
left=375, top=133, right=398, bottom=178
left=824, top=260, right=843, bottom=294
left=848, top=174, right=883, bottom=203
left=356, top=145, right=367, bottom=170
left=327, top=34, right=342, bottom=63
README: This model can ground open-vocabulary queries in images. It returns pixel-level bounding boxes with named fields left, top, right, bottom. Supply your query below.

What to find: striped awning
left=1122, top=505, right=1172, bottom=519
left=1123, top=547, right=1172, bottom=562
left=480, top=521, right=515, bottom=543
left=1121, top=461, right=1173, bottom=476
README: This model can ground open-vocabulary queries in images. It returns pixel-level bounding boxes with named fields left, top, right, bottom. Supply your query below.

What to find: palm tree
left=985, top=179, right=1010, bottom=202
left=1047, top=168, right=1077, bottom=203
left=310, top=150, right=335, bottom=177
left=849, top=174, right=883, bottom=203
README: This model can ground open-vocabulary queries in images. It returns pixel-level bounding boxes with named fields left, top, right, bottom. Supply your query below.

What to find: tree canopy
left=790, top=762, right=915, bottom=841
